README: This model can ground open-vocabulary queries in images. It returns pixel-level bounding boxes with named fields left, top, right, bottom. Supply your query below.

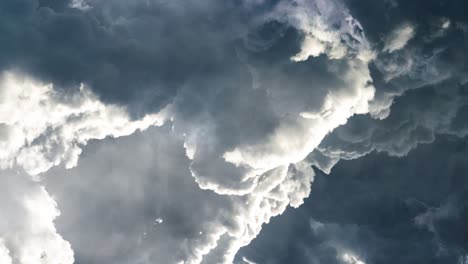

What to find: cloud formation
left=0, top=70, right=167, bottom=264
left=1, top=0, right=468, bottom=263
left=0, top=171, right=74, bottom=264
left=0, top=71, right=166, bottom=176
left=383, top=24, right=415, bottom=53
left=239, top=135, right=468, bottom=264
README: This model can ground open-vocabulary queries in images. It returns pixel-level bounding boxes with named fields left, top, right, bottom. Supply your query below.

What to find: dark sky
left=0, top=0, right=467, bottom=263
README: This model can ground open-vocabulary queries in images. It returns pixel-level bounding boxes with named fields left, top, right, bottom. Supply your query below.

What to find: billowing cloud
left=274, top=0, right=374, bottom=62
left=0, top=69, right=166, bottom=263
left=0, top=171, right=74, bottom=264
left=1, top=0, right=468, bottom=263
left=307, top=21, right=468, bottom=172
left=0, top=71, right=166, bottom=176
left=159, top=1, right=385, bottom=260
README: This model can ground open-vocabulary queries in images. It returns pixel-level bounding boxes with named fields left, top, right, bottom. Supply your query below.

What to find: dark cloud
left=248, top=6, right=468, bottom=258
left=345, top=0, right=468, bottom=44
left=0, top=1, right=382, bottom=261
left=314, top=79, right=468, bottom=165
left=238, top=134, right=468, bottom=264
left=1, top=0, right=468, bottom=263
left=305, top=0, right=468, bottom=170
left=0, top=0, right=264, bottom=115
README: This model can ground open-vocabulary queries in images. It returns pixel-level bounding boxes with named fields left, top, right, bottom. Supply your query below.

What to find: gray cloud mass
left=0, top=0, right=467, bottom=263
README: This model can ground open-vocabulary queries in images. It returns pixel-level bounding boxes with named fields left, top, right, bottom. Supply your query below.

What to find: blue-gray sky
left=0, top=0, right=467, bottom=263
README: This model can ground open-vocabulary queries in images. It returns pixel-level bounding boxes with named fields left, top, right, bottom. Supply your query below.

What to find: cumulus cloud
left=233, top=1, right=468, bottom=262
left=157, top=1, right=385, bottom=260
left=0, top=71, right=166, bottom=176
left=0, top=1, right=381, bottom=261
left=0, top=70, right=167, bottom=263
left=172, top=0, right=381, bottom=197
left=273, top=0, right=374, bottom=62
left=307, top=23, right=468, bottom=171
left=309, top=80, right=468, bottom=173
left=44, top=126, right=232, bottom=264
left=0, top=171, right=74, bottom=264
left=2, top=0, right=468, bottom=263
left=0, top=2, right=418, bottom=264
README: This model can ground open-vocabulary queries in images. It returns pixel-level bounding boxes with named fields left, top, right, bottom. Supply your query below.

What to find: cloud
left=69, top=0, right=90, bottom=10
left=310, top=79, right=468, bottom=173
left=169, top=0, right=381, bottom=198
left=273, top=0, right=374, bottom=62
left=306, top=1, right=468, bottom=169
left=0, top=240, right=12, bottom=264
left=0, top=70, right=167, bottom=263
left=1, top=0, right=374, bottom=262
left=0, top=71, right=166, bottom=176
left=0, top=0, right=250, bottom=115
left=234, top=2, right=468, bottom=262
left=383, top=24, right=415, bottom=53
left=342, top=253, right=366, bottom=264
left=155, top=1, right=384, bottom=260
left=241, top=256, right=258, bottom=264
left=0, top=171, right=74, bottom=264
left=239, top=135, right=468, bottom=264
left=1, top=0, right=468, bottom=263
left=44, top=126, right=231, bottom=264
left=41, top=126, right=310, bottom=264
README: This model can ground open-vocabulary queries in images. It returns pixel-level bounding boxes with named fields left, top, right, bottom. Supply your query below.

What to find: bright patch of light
left=242, top=256, right=257, bottom=264
left=342, top=252, right=366, bottom=264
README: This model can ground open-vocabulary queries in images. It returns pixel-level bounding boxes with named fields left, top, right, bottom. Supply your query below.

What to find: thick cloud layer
left=0, top=0, right=468, bottom=263
left=42, top=125, right=311, bottom=264
left=45, top=126, right=232, bottom=264
left=307, top=0, right=468, bottom=172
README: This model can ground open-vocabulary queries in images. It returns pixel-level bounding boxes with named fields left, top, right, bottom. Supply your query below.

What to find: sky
left=0, top=0, right=467, bottom=263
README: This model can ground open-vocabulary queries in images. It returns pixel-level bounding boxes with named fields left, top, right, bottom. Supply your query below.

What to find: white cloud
left=70, top=0, right=91, bottom=10
left=0, top=70, right=171, bottom=264
left=159, top=2, right=389, bottom=262
left=342, top=253, right=366, bottom=264
left=441, top=19, right=451, bottom=29
left=241, top=256, right=257, bottom=264
left=0, top=71, right=167, bottom=177
left=0, top=171, right=74, bottom=264
left=272, top=0, right=374, bottom=62
left=383, top=24, right=415, bottom=53
left=0, top=240, right=12, bottom=264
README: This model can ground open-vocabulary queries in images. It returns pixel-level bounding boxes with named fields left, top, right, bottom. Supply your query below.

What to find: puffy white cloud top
left=0, top=71, right=166, bottom=176
left=0, top=71, right=167, bottom=264
left=0, top=171, right=73, bottom=264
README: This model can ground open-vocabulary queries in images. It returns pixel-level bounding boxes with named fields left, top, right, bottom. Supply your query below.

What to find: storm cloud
left=0, top=0, right=467, bottom=263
